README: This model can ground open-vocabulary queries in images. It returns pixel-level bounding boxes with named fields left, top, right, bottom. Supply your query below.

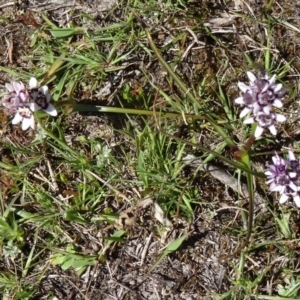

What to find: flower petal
left=243, top=117, right=255, bottom=124
left=273, top=83, right=283, bottom=92
left=273, top=99, right=283, bottom=108
left=40, top=85, right=49, bottom=96
left=275, top=114, right=286, bottom=122
left=12, top=81, right=23, bottom=92
left=5, top=83, right=14, bottom=92
left=29, top=102, right=40, bottom=112
left=293, top=194, right=300, bottom=207
left=29, top=77, right=38, bottom=89
left=288, top=151, right=296, bottom=161
left=289, top=181, right=298, bottom=191
left=279, top=193, right=289, bottom=204
left=240, top=107, right=252, bottom=118
left=44, top=104, right=57, bottom=116
left=268, top=125, right=277, bottom=136
left=265, top=171, right=273, bottom=176
left=234, top=97, right=244, bottom=104
left=237, top=82, right=249, bottom=93
left=254, top=126, right=264, bottom=138
left=268, top=74, right=276, bottom=85
left=270, top=184, right=283, bottom=192
left=262, top=105, right=271, bottom=115
left=29, top=116, right=35, bottom=129
left=21, top=118, right=31, bottom=130
left=246, top=71, right=257, bottom=83
left=12, top=113, right=23, bottom=125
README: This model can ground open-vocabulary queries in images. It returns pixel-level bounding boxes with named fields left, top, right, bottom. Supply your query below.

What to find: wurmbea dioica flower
left=243, top=111, right=286, bottom=138
left=235, top=71, right=286, bottom=138
left=265, top=151, right=300, bottom=207
left=28, top=77, right=57, bottom=117
left=12, top=106, right=35, bottom=130
left=1, top=77, right=57, bottom=130
left=2, top=81, right=29, bottom=113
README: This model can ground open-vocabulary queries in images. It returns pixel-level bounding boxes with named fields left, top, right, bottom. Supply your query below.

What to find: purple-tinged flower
left=12, top=106, right=35, bottom=130
left=265, top=153, right=296, bottom=192
left=8, top=81, right=30, bottom=103
left=1, top=77, right=57, bottom=131
left=2, top=93, right=20, bottom=113
left=28, top=77, right=57, bottom=116
left=235, top=71, right=286, bottom=117
left=277, top=186, right=300, bottom=206
left=2, top=81, right=29, bottom=113
left=244, top=111, right=286, bottom=138
left=265, top=151, right=300, bottom=208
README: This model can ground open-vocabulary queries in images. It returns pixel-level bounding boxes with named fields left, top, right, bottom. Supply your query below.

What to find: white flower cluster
left=265, top=151, right=300, bottom=207
left=234, top=71, right=300, bottom=208
left=235, top=71, right=286, bottom=138
left=2, top=78, right=57, bottom=130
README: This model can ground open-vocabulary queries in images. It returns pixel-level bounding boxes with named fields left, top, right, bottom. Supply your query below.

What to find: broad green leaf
left=148, top=234, right=188, bottom=273
left=105, top=230, right=127, bottom=246
left=72, top=258, right=95, bottom=269
left=50, top=254, right=66, bottom=265
left=61, top=257, right=74, bottom=270
left=64, top=210, right=88, bottom=224
left=50, top=28, right=75, bottom=38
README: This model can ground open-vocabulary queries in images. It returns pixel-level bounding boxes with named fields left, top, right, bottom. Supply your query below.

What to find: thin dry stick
left=0, top=2, right=14, bottom=9
left=140, top=233, right=152, bottom=266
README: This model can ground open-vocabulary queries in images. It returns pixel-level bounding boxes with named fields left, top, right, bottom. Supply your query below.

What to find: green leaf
left=91, top=213, right=119, bottom=224
left=148, top=234, right=188, bottom=273
left=105, top=236, right=126, bottom=242
left=64, top=210, right=88, bottom=224
left=165, top=234, right=188, bottom=252
left=44, top=54, right=66, bottom=81
left=50, top=253, right=67, bottom=265
left=50, top=28, right=76, bottom=38
left=72, top=258, right=95, bottom=269
left=61, top=257, right=74, bottom=270
left=0, top=66, right=19, bottom=77
left=104, top=230, right=127, bottom=247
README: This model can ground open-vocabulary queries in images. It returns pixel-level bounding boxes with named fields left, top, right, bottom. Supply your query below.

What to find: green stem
left=73, top=103, right=206, bottom=119
left=48, top=99, right=207, bottom=119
